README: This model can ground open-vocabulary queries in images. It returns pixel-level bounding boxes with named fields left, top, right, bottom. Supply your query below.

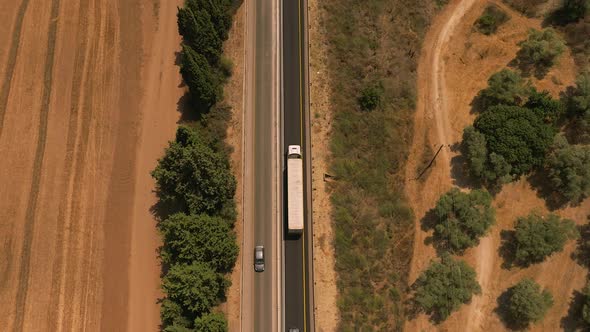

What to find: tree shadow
left=560, top=289, right=586, bottom=332
left=495, top=286, right=530, bottom=331
left=499, top=229, right=517, bottom=270
left=469, top=92, right=487, bottom=114
left=527, top=170, right=569, bottom=211
left=450, top=153, right=479, bottom=189
left=572, top=221, right=590, bottom=268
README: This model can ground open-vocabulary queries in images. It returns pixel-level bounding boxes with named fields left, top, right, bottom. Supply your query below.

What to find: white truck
left=287, top=145, right=304, bottom=235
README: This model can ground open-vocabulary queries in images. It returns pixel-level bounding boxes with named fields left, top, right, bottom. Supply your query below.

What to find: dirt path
left=405, top=0, right=585, bottom=330
left=0, top=0, right=180, bottom=330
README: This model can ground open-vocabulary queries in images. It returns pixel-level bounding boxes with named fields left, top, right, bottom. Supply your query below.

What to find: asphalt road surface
left=283, top=0, right=314, bottom=330
left=253, top=0, right=275, bottom=330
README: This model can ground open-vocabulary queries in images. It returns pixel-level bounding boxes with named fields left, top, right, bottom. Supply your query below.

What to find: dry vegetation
left=317, top=0, right=444, bottom=329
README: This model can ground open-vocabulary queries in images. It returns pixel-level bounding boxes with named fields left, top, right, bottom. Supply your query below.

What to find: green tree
left=413, top=254, right=481, bottom=322
left=478, top=69, right=529, bottom=108
left=186, top=0, right=233, bottom=41
left=503, top=279, right=553, bottom=328
left=152, top=126, right=236, bottom=218
left=463, top=126, right=488, bottom=178
left=177, top=7, right=222, bottom=63
left=517, top=28, right=566, bottom=75
left=162, top=262, right=230, bottom=318
left=546, top=135, right=590, bottom=203
left=179, top=45, right=221, bottom=108
left=524, top=89, right=564, bottom=123
left=432, top=188, right=495, bottom=253
left=513, top=211, right=578, bottom=266
left=551, top=0, right=589, bottom=25
left=568, top=72, right=590, bottom=117
left=194, top=312, right=228, bottom=332
left=159, top=213, right=239, bottom=273
left=161, top=298, right=192, bottom=329
left=474, top=104, right=556, bottom=177
left=358, top=83, right=383, bottom=111
left=475, top=5, right=510, bottom=35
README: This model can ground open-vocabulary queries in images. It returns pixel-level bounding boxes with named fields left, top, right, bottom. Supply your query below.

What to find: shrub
left=412, top=254, right=481, bottom=322
left=431, top=188, right=495, bottom=253
left=516, top=28, right=566, bottom=76
left=162, top=262, right=230, bottom=319
left=475, top=5, right=510, bottom=35
left=358, top=83, right=383, bottom=111
left=193, top=312, right=228, bottom=332
left=502, top=279, right=553, bottom=328
left=159, top=213, right=239, bottom=273
left=478, top=69, right=529, bottom=109
left=152, top=126, right=236, bottom=218
left=546, top=135, right=590, bottom=203
left=513, top=211, right=578, bottom=266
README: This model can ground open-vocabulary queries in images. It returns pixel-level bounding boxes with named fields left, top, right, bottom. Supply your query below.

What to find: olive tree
left=431, top=188, right=495, bottom=253
left=412, top=254, right=481, bottom=322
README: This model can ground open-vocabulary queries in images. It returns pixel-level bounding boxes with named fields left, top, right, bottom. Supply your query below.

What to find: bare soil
left=219, top=3, right=246, bottom=331
left=308, top=0, right=339, bottom=330
left=404, top=0, right=587, bottom=331
left=0, top=0, right=182, bottom=330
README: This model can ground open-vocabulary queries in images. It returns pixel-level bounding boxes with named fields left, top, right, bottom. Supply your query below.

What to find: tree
left=162, top=262, right=230, bottom=319
left=161, top=298, right=192, bottom=329
left=358, top=83, right=383, bottom=111
left=159, top=213, right=239, bottom=273
left=478, top=69, right=529, bottom=108
left=524, top=89, right=564, bottom=123
left=475, top=5, right=510, bottom=35
left=474, top=104, right=556, bottom=177
left=517, top=28, right=566, bottom=75
left=193, top=312, right=228, bottom=332
left=502, top=279, right=553, bottom=328
left=513, top=212, right=578, bottom=266
left=186, top=0, right=233, bottom=41
left=177, top=7, right=222, bottom=63
left=463, top=126, right=488, bottom=178
left=546, top=135, right=590, bottom=203
left=550, top=0, right=589, bottom=25
left=179, top=45, right=221, bottom=109
left=568, top=72, right=590, bottom=117
left=152, top=126, right=236, bottom=218
left=412, top=254, right=481, bottom=322
left=431, top=188, right=495, bottom=253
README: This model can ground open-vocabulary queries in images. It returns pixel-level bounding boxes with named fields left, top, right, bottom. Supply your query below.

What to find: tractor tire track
left=12, top=0, right=62, bottom=330
left=0, top=0, right=31, bottom=139
left=46, top=0, right=92, bottom=330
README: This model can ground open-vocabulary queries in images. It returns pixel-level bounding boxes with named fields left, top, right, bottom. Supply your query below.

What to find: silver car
left=254, top=245, right=265, bottom=272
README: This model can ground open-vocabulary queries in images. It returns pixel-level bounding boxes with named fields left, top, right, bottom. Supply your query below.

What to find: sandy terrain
left=219, top=3, right=246, bottom=331
left=404, top=0, right=587, bottom=331
left=307, top=0, right=339, bottom=330
left=0, top=0, right=182, bottom=330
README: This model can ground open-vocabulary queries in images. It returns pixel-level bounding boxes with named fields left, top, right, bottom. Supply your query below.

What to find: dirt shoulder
left=405, top=0, right=586, bottom=331
left=219, top=2, right=246, bottom=331
left=307, top=0, right=339, bottom=330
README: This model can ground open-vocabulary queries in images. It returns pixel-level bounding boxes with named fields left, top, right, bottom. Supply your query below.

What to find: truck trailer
left=287, top=145, right=304, bottom=235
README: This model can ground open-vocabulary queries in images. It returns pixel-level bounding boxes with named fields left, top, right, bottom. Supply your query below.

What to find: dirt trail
left=0, top=0, right=181, bottom=330
left=405, top=0, right=585, bottom=331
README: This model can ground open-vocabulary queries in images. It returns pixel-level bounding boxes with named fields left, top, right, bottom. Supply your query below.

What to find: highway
left=242, top=0, right=278, bottom=330
left=283, top=0, right=314, bottom=330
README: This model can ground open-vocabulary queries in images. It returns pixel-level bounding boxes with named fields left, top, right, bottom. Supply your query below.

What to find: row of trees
left=178, top=0, right=234, bottom=111
left=152, top=1, right=237, bottom=331
left=154, top=126, right=238, bottom=332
